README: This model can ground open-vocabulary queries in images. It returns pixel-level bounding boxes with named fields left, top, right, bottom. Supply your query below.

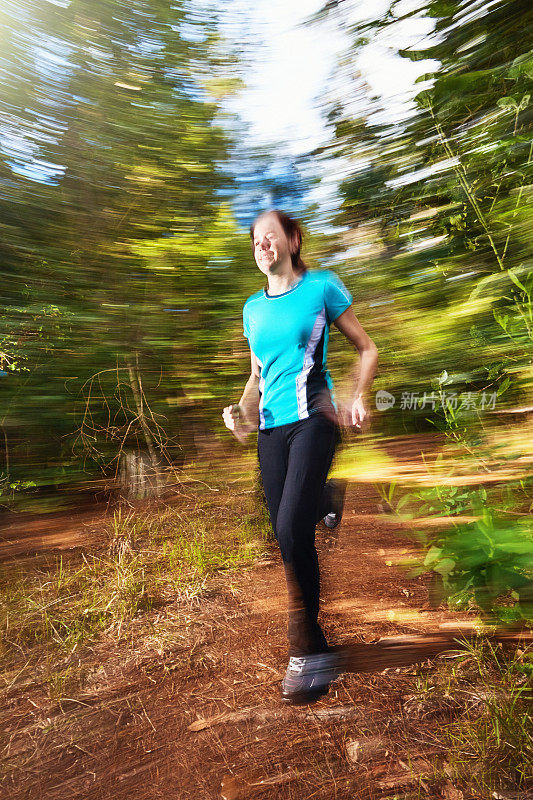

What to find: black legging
left=257, top=412, right=340, bottom=656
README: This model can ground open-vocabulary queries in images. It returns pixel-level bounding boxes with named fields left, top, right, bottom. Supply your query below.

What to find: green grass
left=0, top=543, right=154, bottom=658
left=410, top=639, right=533, bottom=798
left=0, top=493, right=269, bottom=673
left=444, top=641, right=532, bottom=797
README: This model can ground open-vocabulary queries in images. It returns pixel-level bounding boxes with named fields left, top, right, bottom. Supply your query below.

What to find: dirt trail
left=5, top=472, right=518, bottom=800
left=0, top=508, right=108, bottom=561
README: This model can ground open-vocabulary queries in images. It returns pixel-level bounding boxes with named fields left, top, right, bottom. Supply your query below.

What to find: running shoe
left=280, top=652, right=342, bottom=704
left=323, top=478, right=348, bottom=530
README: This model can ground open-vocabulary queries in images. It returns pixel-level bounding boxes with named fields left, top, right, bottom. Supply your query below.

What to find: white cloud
left=226, top=0, right=438, bottom=152
left=226, top=0, right=345, bottom=155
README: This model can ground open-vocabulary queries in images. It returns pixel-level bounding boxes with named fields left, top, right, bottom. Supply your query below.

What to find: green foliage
left=319, top=0, right=533, bottom=416
left=415, top=509, right=533, bottom=622
left=1, top=0, right=531, bottom=504
left=417, top=484, right=485, bottom=517
left=319, top=0, right=533, bottom=623
left=402, top=369, right=532, bottom=622
left=0, top=1, right=256, bottom=499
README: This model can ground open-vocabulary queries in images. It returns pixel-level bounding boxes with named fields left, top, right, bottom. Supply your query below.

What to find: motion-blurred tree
left=311, top=0, right=533, bottom=621
left=314, top=0, right=532, bottom=402
left=0, top=0, right=250, bottom=502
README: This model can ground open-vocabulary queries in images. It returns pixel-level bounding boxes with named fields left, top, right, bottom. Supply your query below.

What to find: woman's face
left=252, top=214, right=292, bottom=275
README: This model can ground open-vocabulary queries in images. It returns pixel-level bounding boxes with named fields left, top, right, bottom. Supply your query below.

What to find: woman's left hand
left=351, top=395, right=370, bottom=431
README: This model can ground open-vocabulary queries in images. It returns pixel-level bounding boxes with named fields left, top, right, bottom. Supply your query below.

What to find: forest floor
left=1, top=432, right=531, bottom=800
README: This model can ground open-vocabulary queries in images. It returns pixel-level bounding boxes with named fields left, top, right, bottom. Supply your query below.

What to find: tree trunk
left=118, top=449, right=161, bottom=500
left=121, top=353, right=162, bottom=498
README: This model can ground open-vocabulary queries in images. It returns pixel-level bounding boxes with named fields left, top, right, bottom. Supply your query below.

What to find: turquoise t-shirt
left=243, top=269, right=352, bottom=430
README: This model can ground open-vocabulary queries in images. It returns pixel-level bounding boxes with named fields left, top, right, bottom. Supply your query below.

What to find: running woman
left=223, top=210, right=378, bottom=704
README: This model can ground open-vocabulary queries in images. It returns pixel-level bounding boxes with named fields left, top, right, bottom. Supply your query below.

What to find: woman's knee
left=275, top=523, right=295, bottom=562
left=275, top=515, right=316, bottom=563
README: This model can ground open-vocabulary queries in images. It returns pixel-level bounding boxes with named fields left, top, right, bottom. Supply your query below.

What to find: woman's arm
left=237, top=350, right=261, bottom=428
left=333, top=307, right=378, bottom=430
left=222, top=350, right=260, bottom=442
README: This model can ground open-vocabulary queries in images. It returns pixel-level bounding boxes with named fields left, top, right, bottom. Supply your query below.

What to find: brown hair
left=250, top=210, right=307, bottom=273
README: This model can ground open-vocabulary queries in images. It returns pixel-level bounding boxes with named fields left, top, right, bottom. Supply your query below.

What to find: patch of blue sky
left=33, top=42, right=72, bottom=73
left=221, top=0, right=440, bottom=155
left=6, top=157, right=65, bottom=184
left=32, top=117, right=69, bottom=139
left=2, top=0, right=30, bottom=23
left=0, top=124, right=63, bottom=183
left=176, top=20, right=208, bottom=43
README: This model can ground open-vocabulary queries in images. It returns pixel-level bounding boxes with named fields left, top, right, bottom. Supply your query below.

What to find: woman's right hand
left=334, top=399, right=369, bottom=432
left=222, top=404, right=249, bottom=444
